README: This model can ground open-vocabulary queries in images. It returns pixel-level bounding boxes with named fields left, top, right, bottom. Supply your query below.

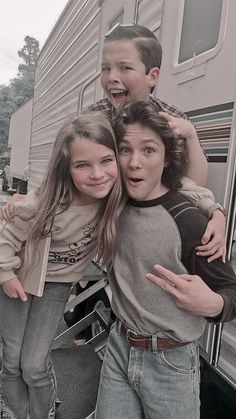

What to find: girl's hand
left=0, top=194, right=23, bottom=221
left=196, top=210, right=226, bottom=263
left=2, top=278, right=27, bottom=302
left=146, top=265, right=224, bottom=318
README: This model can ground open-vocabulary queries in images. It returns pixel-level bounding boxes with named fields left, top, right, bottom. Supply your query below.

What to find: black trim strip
left=186, top=102, right=234, bottom=117
left=208, top=156, right=227, bottom=163
left=128, top=191, right=175, bottom=207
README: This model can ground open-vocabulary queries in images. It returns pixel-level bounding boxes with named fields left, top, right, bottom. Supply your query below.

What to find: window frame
left=172, top=0, right=229, bottom=74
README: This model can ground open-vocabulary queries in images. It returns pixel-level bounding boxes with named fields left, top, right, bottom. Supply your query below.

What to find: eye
left=119, top=146, right=130, bottom=154
left=102, top=157, right=115, bottom=165
left=120, top=65, right=132, bottom=71
left=73, top=162, right=88, bottom=169
left=101, top=66, right=110, bottom=72
left=143, top=147, right=155, bottom=154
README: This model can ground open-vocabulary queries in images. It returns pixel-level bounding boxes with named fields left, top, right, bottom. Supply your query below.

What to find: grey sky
left=0, top=0, right=69, bottom=85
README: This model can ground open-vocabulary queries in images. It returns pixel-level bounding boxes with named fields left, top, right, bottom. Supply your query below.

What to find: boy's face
left=101, top=40, right=159, bottom=108
left=118, top=122, right=168, bottom=201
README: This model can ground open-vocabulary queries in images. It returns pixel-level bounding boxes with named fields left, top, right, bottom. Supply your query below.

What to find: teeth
left=110, top=89, right=126, bottom=94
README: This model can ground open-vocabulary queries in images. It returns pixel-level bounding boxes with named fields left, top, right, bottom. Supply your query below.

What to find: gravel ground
left=0, top=338, right=14, bottom=418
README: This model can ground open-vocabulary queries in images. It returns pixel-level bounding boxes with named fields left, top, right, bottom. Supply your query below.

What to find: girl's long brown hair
left=25, top=111, right=122, bottom=268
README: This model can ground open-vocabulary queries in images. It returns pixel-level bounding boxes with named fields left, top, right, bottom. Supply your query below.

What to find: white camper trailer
left=158, top=0, right=236, bottom=395
left=6, top=0, right=236, bottom=416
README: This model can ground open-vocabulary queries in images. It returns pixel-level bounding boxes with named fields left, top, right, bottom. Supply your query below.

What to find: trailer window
left=178, top=0, right=223, bottom=64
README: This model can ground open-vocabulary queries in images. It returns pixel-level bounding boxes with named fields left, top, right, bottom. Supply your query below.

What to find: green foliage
left=18, top=36, right=40, bottom=68
left=0, top=85, right=17, bottom=155
left=0, top=36, right=40, bottom=153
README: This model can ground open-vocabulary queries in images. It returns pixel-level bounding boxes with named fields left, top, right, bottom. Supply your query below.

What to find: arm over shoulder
left=180, top=177, right=216, bottom=216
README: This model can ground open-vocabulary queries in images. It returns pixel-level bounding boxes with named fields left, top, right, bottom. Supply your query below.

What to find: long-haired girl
left=0, top=111, right=122, bottom=419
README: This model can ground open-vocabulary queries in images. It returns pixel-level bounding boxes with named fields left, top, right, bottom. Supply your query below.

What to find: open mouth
left=109, top=89, right=128, bottom=99
left=128, top=177, right=143, bottom=185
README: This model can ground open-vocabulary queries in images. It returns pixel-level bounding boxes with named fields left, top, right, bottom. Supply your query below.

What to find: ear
left=148, top=67, right=160, bottom=89
left=164, top=156, right=169, bottom=167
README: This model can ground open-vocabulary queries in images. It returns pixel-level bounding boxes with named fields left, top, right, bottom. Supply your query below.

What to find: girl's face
left=69, top=136, right=118, bottom=205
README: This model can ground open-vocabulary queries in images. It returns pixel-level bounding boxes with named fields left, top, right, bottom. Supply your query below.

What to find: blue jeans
left=95, top=324, right=200, bottom=419
left=0, top=282, right=71, bottom=419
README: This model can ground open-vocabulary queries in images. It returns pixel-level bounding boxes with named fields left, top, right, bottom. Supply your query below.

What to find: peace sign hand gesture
left=146, top=265, right=224, bottom=318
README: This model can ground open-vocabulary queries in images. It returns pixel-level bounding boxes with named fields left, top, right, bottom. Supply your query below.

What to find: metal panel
left=8, top=98, right=33, bottom=179
left=215, top=108, right=236, bottom=386
left=198, top=324, right=217, bottom=364
left=136, top=0, right=163, bottom=36
left=187, top=103, right=233, bottom=204
left=29, top=0, right=102, bottom=189
left=217, top=320, right=236, bottom=388
left=28, top=160, right=50, bottom=191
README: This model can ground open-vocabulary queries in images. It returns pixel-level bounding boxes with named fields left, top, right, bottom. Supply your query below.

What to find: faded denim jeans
left=0, top=282, right=71, bottom=419
left=95, top=324, right=200, bottom=419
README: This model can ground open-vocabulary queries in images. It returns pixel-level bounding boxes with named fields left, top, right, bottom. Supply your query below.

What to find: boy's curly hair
left=113, top=100, right=189, bottom=190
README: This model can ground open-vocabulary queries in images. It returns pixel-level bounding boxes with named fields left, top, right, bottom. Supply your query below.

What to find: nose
left=89, top=165, right=104, bottom=179
left=107, top=68, right=120, bottom=83
left=128, top=153, right=142, bottom=170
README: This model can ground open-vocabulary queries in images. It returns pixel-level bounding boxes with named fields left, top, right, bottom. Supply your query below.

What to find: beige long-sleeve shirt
left=0, top=191, right=102, bottom=296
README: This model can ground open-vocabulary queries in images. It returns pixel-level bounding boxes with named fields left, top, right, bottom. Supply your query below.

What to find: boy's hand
left=196, top=209, right=226, bottom=263
left=0, top=194, right=23, bottom=221
left=159, top=111, right=196, bottom=139
left=2, top=277, right=27, bottom=302
left=146, top=264, right=224, bottom=318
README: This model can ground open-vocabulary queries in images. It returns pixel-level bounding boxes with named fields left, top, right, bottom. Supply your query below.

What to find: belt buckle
left=126, top=328, right=138, bottom=339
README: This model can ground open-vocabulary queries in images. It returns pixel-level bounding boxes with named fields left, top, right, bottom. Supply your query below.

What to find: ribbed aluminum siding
left=29, top=0, right=102, bottom=190
left=136, top=0, right=163, bottom=37
left=217, top=319, right=236, bottom=387
left=9, top=98, right=33, bottom=179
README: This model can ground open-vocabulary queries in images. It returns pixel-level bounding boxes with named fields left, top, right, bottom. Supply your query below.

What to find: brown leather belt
left=117, top=320, right=189, bottom=351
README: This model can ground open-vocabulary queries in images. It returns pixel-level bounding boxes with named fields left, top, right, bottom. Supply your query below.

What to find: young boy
left=85, top=23, right=226, bottom=259
left=94, top=101, right=236, bottom=419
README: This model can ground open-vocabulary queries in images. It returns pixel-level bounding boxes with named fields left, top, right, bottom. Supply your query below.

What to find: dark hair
left=105, top=24, right=162, bottom=93
left=113, top=100, right=188, bottom=190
